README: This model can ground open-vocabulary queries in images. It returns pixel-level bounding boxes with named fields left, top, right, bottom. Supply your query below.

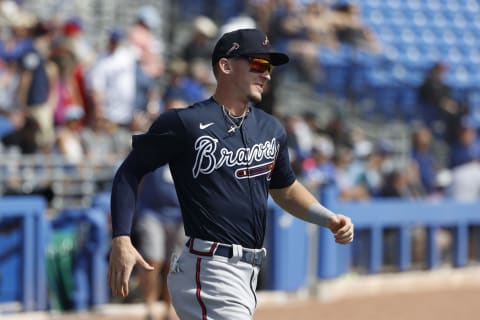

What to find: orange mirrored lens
left=248, top=58, right=273, bottom=74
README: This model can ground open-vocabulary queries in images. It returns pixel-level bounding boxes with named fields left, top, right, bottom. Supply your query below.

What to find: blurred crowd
left=0, top=0, right=479, bottom=207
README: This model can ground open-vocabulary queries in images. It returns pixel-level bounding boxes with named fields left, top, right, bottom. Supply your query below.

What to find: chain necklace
left=222, top=105, right=249, bottom=133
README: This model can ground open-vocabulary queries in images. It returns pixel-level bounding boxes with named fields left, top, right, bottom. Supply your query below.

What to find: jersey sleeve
left=131, top=110, right=186, bottom=172
left=110, top=110, right=186, bottom=237
left=269, top=127, right=296, bottom=189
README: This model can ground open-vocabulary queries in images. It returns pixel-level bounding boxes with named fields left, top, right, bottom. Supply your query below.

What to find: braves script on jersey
left=111, top=97, right=295, bottom=249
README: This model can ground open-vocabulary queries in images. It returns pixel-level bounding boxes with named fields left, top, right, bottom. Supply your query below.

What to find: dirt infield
left=254, top=287, right=480, bottom=320
left=5, top=267, right=480, bottom=320
left=8, top=286, right=479, bottom=320
left=254, top=266, right=480, bottom=320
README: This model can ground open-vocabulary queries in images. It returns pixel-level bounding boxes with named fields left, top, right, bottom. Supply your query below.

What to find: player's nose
left=261, top=71, right=271, bottom=80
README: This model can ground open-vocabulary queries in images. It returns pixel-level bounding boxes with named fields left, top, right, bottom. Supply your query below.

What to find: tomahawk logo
left=192, top=135, right=279, bottom=179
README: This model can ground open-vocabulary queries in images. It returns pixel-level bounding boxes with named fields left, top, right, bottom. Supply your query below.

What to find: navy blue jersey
left=111, top=97, right=296, bottom=248
left=17, top=39, right=49, bottom=106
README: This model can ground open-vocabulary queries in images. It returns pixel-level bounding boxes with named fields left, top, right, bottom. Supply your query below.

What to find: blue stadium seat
left=445, top=1, right=461, bottom=13
left=364, top=8, right=386, bottom=25
left=404, top=0, right=422, bottom=10
left=382, top=45, right=400, bottom=62
left=418, top=28, right=436, bottom=45
left=383, top=0, right=402, bottom=10
left=388, top=10, right=407, bottom=26
left=362, top=0, right=382, bottom=9
left=375, top=25, right=397, bottom=43
left=445, top=47, right=463, bottom=65
left=421, top=45, right=442, bottom=64
left=469, top=49, right=480, bottom=65
left=443, top=29, right=458, bottom=46
left=357, top=0, right=480, bottom=120
left=466, top=89, right=480, bottom=128
left=346, top=49, right=379, bottom=102
left=398, top=28, right=416, bottom=44
left=396, top=85, right=419, bottom=122
left=464, top=0, right=480, bottom=11
left=429, top=11, right=448, bottom=28
left=410, top=10, right=428, bottom=27
left=444, top=68, right=472, bottom=102
left=472, top=19, right=480, bottom=32
left=364, top=62, right=400, bottom=119
left=462, top=7, right=478, bottom=21
left=424, top=0, right=442, bottom=12
left=390, top=63, right=421, bottom=86
left=451, top=12, right=468, bottom=29
left=316, top=48, right=349, bottom=98
left=395, top=44, right=426, bottom=68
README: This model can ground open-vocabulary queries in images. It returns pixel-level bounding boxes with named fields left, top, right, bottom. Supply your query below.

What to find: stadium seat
left=404, top=0, right=422, bottom=10
left=340, top=0, right=480, bottom=118
left=389, top=10, right=407, bottom=26
left=362, top=0, right=382, bottom=9
left=383, top=0, right=402, bottom=10
left=365, top=9, right=386, bottom=25
left=316, top=47, right=349, bottom=99
left=424, top=0, right=442, bottom=12
left=375, top=26, right=396, bottom=43
left=396, top=86, right=419, bottom=122
left=429, top=11, right=448, bottom=28
left=411, top=11, right=428, bottom=27
left=465, top=0, right=480, bottom=11
left=418, top=29, right=436, bottom=45
left=466, top=89, right=480, bottom=128
left=364, top=62, right=400, bottom=119
left=445, top=1, right=461, bottom=13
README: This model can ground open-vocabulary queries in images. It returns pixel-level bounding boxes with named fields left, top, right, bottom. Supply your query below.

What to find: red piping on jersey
left=196, top=257, right=207, bottom=320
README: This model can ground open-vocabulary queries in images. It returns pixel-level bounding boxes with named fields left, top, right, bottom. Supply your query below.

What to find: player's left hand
left=108, top=236, right=154, bottom=297
left=327, top=214, right=354, bottom=244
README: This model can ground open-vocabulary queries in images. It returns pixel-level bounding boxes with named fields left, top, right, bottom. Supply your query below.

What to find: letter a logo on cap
left=262, top=36, right=269, bottom=46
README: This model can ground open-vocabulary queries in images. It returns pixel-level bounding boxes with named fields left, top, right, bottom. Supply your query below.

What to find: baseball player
left=108, top=28, right=354, bottom=320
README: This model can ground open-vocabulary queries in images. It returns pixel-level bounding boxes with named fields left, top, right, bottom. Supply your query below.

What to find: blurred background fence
left=1, top=191, right=480, bottom=312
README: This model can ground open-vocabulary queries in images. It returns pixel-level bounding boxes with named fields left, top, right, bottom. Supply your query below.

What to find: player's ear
left=219, top=58, right=232, bottom=74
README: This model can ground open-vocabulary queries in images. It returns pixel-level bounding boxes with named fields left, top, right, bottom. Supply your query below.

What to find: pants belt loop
left=257, top=248, right=267, bottom=266
left=261, top=247, right=267, bottom=257
left=230, top=244, right=242, bottom=263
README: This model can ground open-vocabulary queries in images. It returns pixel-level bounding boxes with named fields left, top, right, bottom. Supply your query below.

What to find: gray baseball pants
left=167, top=238, right=266, bottom=320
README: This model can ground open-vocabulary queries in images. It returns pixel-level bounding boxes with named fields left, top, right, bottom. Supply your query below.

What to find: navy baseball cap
left=211, top=28, right=289, bottom=66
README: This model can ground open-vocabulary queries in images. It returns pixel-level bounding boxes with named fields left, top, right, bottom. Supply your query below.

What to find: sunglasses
left=244, top=56, right=273, bottom=74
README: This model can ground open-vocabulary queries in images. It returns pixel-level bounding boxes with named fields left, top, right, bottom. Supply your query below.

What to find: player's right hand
left=108, top=235, right=154, bottom=297
left=327, top=214, right=354, bottom=244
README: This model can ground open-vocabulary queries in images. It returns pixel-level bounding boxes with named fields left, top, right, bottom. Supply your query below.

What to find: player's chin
left=248, top=92, right=262, bottom=104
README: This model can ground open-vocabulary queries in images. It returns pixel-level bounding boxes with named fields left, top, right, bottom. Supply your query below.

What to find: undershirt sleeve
left=110, top=110, right=186, bottom=237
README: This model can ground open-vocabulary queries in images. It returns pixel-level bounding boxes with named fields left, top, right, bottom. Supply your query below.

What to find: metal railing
left=0, top=151, right=118, bottom=212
